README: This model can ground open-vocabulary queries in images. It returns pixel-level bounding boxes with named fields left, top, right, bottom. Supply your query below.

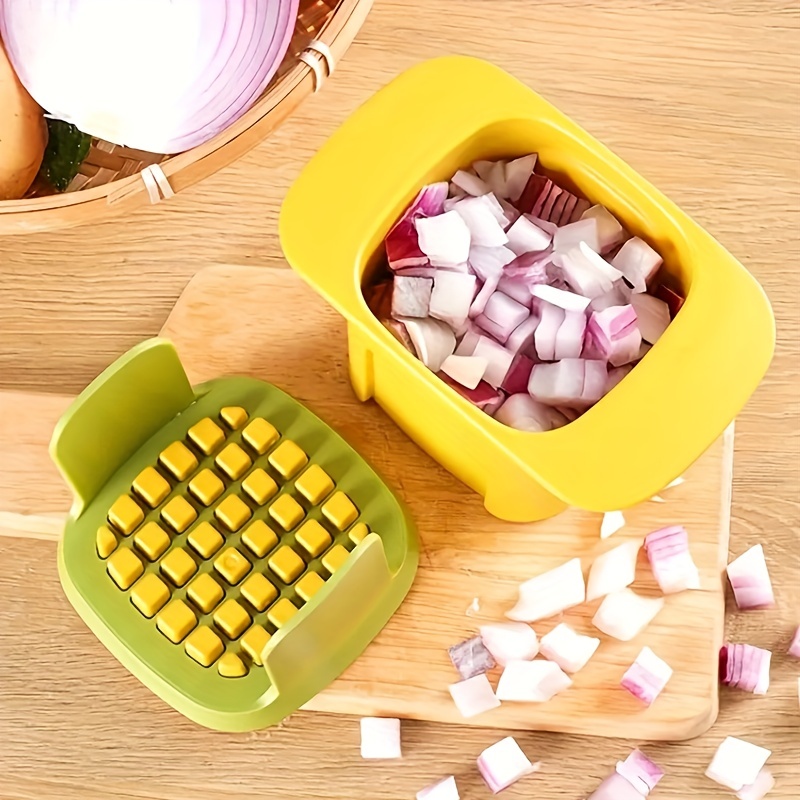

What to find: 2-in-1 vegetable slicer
left=280, top=56, right=775, bottom=523
left=50, top=338, right=418, bottom=731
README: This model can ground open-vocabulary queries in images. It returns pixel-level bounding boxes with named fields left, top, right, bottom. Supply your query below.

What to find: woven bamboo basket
left=0, top=0, right=371, bottom=236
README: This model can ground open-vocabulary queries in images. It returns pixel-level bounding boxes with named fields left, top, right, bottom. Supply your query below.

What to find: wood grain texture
left=0, top=0, right=798, bottom=798
left=0, top=265, right=732, bottom=740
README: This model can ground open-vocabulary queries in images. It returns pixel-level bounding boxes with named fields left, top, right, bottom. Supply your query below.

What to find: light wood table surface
left=1, top=1, right=798, bottom=798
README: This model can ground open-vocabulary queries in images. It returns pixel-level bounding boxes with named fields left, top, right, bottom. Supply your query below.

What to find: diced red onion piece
left=554, top=310, right=587, bottom=360
left=382, top=319, right=417, bottom=354
left=473, top=159, right=498, bottom=184
left=539, top=623, right=600, bottom=673
left=592, top=589, right=664, bottom=641
left=737, top=769, right=775, bottom=800
left=505, top=215, right=552, bottom=256
left=533, top=302, right=565, bottom=361
left=477, top=737, right=538, bottom=795
left=472, top=160, right=508, bottom=198
left=496, top=659, right=572, bottom=702
left=706, top=737, right=772, bottom=792
left=442, top=376, right=501, bottom=410
left=498, top=198, right=521, bottom=228
left=441, top=355, right=487, bottom=390
left=503, top=154, right=538, bottom=202
left=587, top=305, right=643, bottom=367
left=494, top=393, right=568, bottom=432
left=586, top=541, right=641, bottom=602
left=581, top=205, right=626, bottom=253
left=789, top=625, right=800, bottom=659
left=612, top=237, right=663, bottom=292
left=557, top=194, right=579, bottom=226
left=479, top=622, right=539, bottom=666
left=451, top=169, right=490, bottom=197
left=452, top=197, right=509, bottom=247
left=416, top=211, right=472, bottom=267
left=448, top=181, right=466, bottom=198
left=539, top=184, right=563, bottom=222
left=719, top=643, right=771, bottom=695
left=589, top=280, right=633, bottom=312
left=506, top=558, right=586, bottom=623
left=553, top=218, right=601, bottom=253
left=556, top=247, right=616, bottom=299
left=416, top=776, right=460, bottom=800
left=644, top=525, right=700, bottom=594
left=497, top=275, right=532, bottom=305
left=656, top=284, right=685, bottom=316
left=448, top=673, right=501, bottom=719
left=506, top=315, right=540, bottom=356
left=473, top=336, right=515, bottom=388
left=601, top=510, right=626, bottom=539
left=395, top=266, right=441, bottom=279
left=570, top=197, right=592, bottom=223
left=360, top=717, right=402, bottom=759
left=391, top=276, right=433, bottom=318
left=727, top=544, right=775, bottom=610
left=429, top=272, right=478, bottom=330
left=448, top=635, right=496, bottom=680
left=478, top=193, right=512, bottom=227
left=483, top=391, right=506, bottom=417
left=501, top=354, right=534, bottom=395
left=469, top=245, right=517, bottom=281
left=517, top=174, right=552, bottom=215
left=399, top=317, right=456, bottom=372
left=469, top=273, right=501, bottom=319
left=582, top=360, right=610, bottom=405
left=503, top=250, right=553, bottom=283
left=529, top=359, right=606, bottom=409
left=531, top=284, right=591, bottom=312
left=385, top=183, right=448, bottom=270
left=481, top=292, right=530, bottom=340
left=630, top=293, right=671, bottom=343
left=588, top=772, right=648, bottom=800
left=455, top=328, right=481, bottom=356
left=606, top=365, right=632, bottom=393
left=615, top=750, right=664, bottom=796
left=621, top=646, right=673, bottom=705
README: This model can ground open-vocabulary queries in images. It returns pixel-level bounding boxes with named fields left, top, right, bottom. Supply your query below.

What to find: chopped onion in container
left=592, top=589, right=665, bottom=641
left=505, top=214, right=552, bottom=255
left=529, top=359, right=607, bottom=409
left=737, top=769, right=775, bottom=800
left=557, top=245, right=619, bottom=299
left=469, top=272, right=501, bottom=318
left=448, top=635, right=496, bottom=680
left=448, top=673, right=501, bottom=718
left=612, top=237, right=663, bottom=292
left=719, top=643, right=771, bottom=695
left=630, top=293, right=671, bottom=343
left=477, top=737, right=539, bottom=795
left=581, top=205, right=627, bottom=252
left=501, top=354, right=534, bottom=394
left=615, top=749, right=664, bottom=795
left=706, top=737, right=772, bottom=792
left=429, top=272, right=478, bottom=330
left=494, top=394, right=568, bottom=432
left=503, top=249, right=552, bottom=281
left=496, top=659, right=572, bottom=702
left=452, top=169, right=490, bottom=197
left=644, top=525, right=700, bottom=594
left=478, top=292, right=530, bottom=343
left=473, top=336, right=515, bottom=388
left=416, top=211, right=472, bottom=267
left=496, top=274, right=532, bottom=305
left=480, top=622, right=539, bottom=666
left=504, top=154, right=538, bottom=202
left=469, top=245, right=517, bottom=281
left=589, top=280, right=633, bottom=312
left=601, top=510, right=626, bottom=539
left=399, top=318, right=456, bottom=372
left=533, top=301, right=565, bottom=361
left=506, top=558, right=586, bottom=622
left=531, top=284, right=591, bottom=312
left=727, top=544, right=775, bottom=609
left=441, top=355, right=488, bottom=390
left=586, top=540, right=641, bottom=602
left=385, top=183, right=449, bottom=270
left=553, top=217, right=601, bottom=253
left=554, top=310, right=588, bottom=360
left=586, top=305, right=642, bottom=367
left=391, top=276, right=433, bottom=318
left=416, top=776, right=460, bottom=800
left=505, top=314, right=540, bottom=356
left=517, top=174, right=554, bottom=216
left=789, top=625, right=800, bottom=659
left=442, top=376, right=502, bottom=411
left=621, top=646, right=673, bottom=705
left=360, top=717, right=402, bottom=759
left=588, top=772, right=648, bottom=800
left=455, top=328, right=481, bottom=357
left=453, top=196, right=509, bottom=247
left=539, top=623, right=600, bottom=673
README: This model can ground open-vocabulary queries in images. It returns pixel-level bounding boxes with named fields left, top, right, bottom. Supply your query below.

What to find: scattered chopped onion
left=650, top=495, right=666, bottom=503
left=664, top=475, right=685, bottom=490
left=494, top=393, right=568, bottom=432
left=360, top=717, right=402, bottom=759
left=630, top=293, right=671, bottom=344
left=588, top=773, right=648, bottom=800
left=399, top=318, right=456, bottom=372
left=539, top=623, right=599, bottom=673
left=480, top=622, right=539, bottom=666
left=644, top=525, right=700, bottom=594
left=448, top=635, right=496, bottom=680
left=621, top=646, right=673, bottom=705
left=416, top=776, right=460, bottom=800
left=789, top=625, right=800, bottom=659
left=392, top=276, right=433, bottom=318
left=448, top=673, right=501, bottom=718
left=386, top=183, right=449, bottom=269
left=601, top=510, right=626, bottom=539
left=505, top=215, right=552, bottom=255
left=737, top=769, right=775, bottom=800
left=453, top=197, right=509, bottom=247
left=719, top=643, right=771, bottom=695
left=592, top=589, right=664, bottom=641
left=612, top=237, right=663, bottom=292
left=506, top=558, right=586, bottom=623
left=586, top=541, right=641, bottom=602
left=706, top=737, right=772, bottom=792
left=727, top=544, right=775, bottom=610
left=417, top=211, right=472, bottom=267
left=466, top=597, right=481, bottom=616
left=615, top=749, right=664, bottom=795
left=452, top=169, right=490, bottom=197
left=496, top=659, right=572, bottom=702
left=477, top=737, right=538, bottom=795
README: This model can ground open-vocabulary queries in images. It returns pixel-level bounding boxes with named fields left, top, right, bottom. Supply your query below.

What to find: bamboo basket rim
left=0, top=0, right=371, bottom=228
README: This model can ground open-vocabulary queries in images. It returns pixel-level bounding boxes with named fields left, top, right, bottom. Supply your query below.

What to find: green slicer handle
left=49, top=338, right=194, bottom=518
left=260, top=532, right=398, bottom=719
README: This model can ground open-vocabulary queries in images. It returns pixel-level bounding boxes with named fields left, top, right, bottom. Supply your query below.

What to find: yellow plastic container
left=280, top=56, right=775, bottom=522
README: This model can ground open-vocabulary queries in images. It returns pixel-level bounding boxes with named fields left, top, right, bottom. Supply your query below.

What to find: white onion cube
left=360, top=717, right=402, bottom=759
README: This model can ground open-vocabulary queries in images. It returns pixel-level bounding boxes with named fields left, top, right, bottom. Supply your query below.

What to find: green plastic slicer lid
left=50, top=338, right=419, bottom=731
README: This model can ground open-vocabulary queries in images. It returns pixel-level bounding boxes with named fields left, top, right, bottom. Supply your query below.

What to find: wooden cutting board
left=0, top=265, right=732, bottom=740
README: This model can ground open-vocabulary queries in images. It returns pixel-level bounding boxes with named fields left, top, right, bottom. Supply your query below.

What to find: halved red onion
left=360, top=717, right=402, bottom=759
left=789, top=625, right=800, bottom=659
left=531, top=284, right=591, bottom=312
left=592, top=589, right=664, bottom=641
left=385, top=183, right=448, bottom=270
left=589, top=773, right=648, bottom=800
left=587, top=305, right=642, bottom=367
left=441, top=355, right=488, bottom=390
left=727, top=544, right=775, bottom=610
left=586, top=540, right=641, bottom=602
left=505, top=215, right=552, bottom=255
left=451, top=169, right=490, bottom=197
left=416, top=776, right=460, bottom=800
left=480, top=622, right=539, bottom=666
left=452, top=197, right=509, bottom=247
left=553, top=218, right=601, bottom=253
left=581, top=205, right=626, bottom=253
left=448, top=635, right=496, bottom=680
left=539, top=623, right=600, bottom=673
left=399, top=317, right=456, bottom=372
left=477, top=737, right=539, bottom=795
left=501, top=354, right=535, bottom=395
left=473, top=336, right=515, bottom=388
left=448, top=673, right=501, bottom=718
left=506, top=558, right=586, bottom=623
left=706, top=737, right=772, bottom=792
left=554, top=310, right=587, bottom=360
left=737, top=769, right=775, bottom=800
left=612, top=237, right=663, bottom=292
left=644, top=525, right=700, bottom=594
left=496, top=659, right=572, bottom=702
left=429, top=272, right=478, bottom=330
left=417, top=211, right=472, bottom=268
left=601, top=510, right=626, bottom=539
left=615, top=749, right=664, bottom=795
left=494, top=393, right=568, bottom=432
left=391, top=276, right=433, bottom=318
left=621, top=646, right=673, bottom=705
left=720, top=643, right=771, bottom=695
left=630, top=293, right=671, bottom=344
left=503, top=154, right=538, bottom=202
